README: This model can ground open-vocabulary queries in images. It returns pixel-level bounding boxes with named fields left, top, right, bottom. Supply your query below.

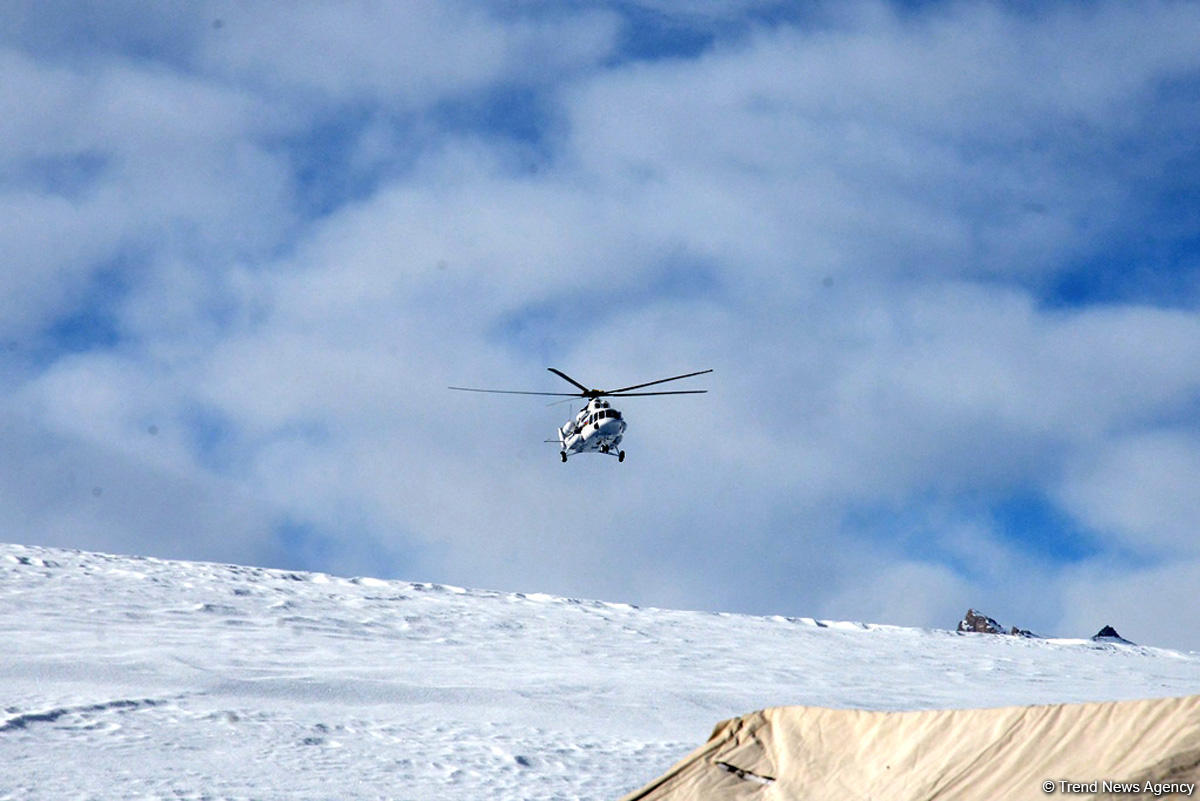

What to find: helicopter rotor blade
left=546, top=368, right=592, bottom=394
left=448, top=386, right=582, bottom=397
left=606, top=390, right=708, bottom=396
left=452, top=367, right=711, bottom=400
left=607, top=369, right=713, bottom=394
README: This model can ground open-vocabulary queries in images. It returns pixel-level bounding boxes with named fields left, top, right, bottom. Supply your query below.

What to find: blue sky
left=2, top=0, right=1200, bottom=648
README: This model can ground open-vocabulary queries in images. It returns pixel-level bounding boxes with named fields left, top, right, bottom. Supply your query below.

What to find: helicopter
left=449, top=368, right=712, bottom=462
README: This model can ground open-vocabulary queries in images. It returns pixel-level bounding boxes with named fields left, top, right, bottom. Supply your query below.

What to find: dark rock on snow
left=956, top=609, right=1038, bottom=638
left=956, top=610, right=1133, bottom=643
left=1092, top=625, right=1135, bottom=645
left=957, top=609, right=1006, bottom=634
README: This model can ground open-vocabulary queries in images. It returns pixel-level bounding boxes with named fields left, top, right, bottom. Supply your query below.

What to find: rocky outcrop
left=956, top=609, right=1038, bottom=637
left=954, top=611, right=1134, bottom=644
left=1092, top=625, right=1135, bottom=645
left=957, top=609, right=1005, bottom=634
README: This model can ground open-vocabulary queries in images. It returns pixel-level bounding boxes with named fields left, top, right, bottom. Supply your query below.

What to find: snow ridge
left=0, top=697, right=170, bottom=733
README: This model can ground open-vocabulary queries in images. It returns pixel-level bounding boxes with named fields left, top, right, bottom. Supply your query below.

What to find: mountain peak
left=1092, top=625, right=1136, bottom=645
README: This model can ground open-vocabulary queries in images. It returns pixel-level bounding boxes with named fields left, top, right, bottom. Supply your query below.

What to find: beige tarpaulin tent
left=619, top=695, right=1200, bottom=800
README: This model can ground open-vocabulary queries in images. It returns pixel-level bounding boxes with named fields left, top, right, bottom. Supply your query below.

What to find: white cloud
left=2, top=1, right=1199, bottom=649
left=805, top=288, right=1200, bottom=504
left=1057, top=432, right=1200, bottom=556
left=562, top=1, right=1200, bottom=289
left=0, top=46, right=295, bottom=346
left=0, top=406, right=280, bottom=568
left=200, top=1, right=620, bottom=109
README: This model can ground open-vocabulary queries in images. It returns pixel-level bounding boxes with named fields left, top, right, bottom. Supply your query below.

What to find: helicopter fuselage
left=558, top=398, right=626, bottom=460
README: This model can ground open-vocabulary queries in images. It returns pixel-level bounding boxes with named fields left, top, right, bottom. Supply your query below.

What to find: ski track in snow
left=1, top=544, right=1198, bottom=800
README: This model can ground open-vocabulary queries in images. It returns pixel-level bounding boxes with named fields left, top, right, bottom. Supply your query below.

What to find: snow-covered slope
left=2, top=543, right=1198, bottom=801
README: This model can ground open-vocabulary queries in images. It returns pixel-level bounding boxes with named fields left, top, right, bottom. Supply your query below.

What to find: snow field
left=1, top=544, right=1198, bottom=800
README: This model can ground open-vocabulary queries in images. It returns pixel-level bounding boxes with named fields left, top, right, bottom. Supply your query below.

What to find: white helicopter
left=450, top=368, right=712, bottom=462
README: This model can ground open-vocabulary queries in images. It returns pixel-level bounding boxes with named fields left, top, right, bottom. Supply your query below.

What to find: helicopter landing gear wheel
left=560, top=451, right=567, bottom=463
left=618, top=450, right=625, bottom=462
left=601, top=444, right=609, bottom=454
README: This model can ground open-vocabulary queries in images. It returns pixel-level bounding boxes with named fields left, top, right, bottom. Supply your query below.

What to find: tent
left=619, top=695, right=1200, bottom=800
